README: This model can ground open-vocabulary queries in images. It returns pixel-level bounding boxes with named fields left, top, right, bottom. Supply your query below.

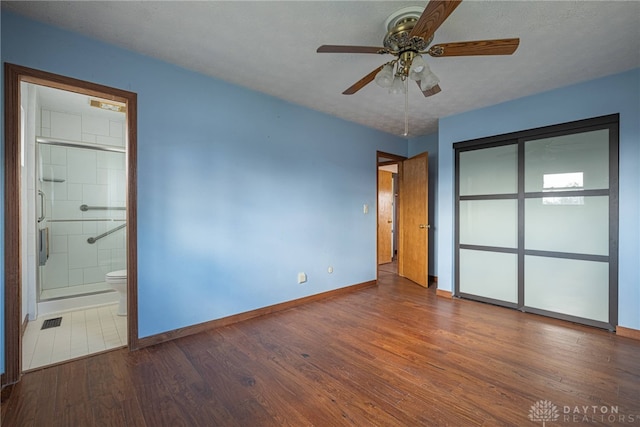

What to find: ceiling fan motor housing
left=383, top=7, right=433, bottom=53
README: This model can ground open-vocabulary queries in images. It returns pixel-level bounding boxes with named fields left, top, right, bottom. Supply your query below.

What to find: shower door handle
left=38, top=190, right=46, bottom=223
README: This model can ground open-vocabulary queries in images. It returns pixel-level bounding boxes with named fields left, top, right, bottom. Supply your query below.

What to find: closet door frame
left=454, top=114, right=619, bottom=331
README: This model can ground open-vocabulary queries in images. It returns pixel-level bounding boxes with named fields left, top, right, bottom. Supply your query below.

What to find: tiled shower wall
left=39, top=107, right=126, bottom=292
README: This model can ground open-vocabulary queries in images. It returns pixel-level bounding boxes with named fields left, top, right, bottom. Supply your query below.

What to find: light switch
left=363, top=204, right=369, bottom=214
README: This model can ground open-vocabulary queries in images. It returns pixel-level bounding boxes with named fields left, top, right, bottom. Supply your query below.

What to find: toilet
left=106, top=269, right=127, bottom=316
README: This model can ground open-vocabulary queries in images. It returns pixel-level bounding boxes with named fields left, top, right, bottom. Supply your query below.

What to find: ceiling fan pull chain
left=404, top=78, right=409, bottom=136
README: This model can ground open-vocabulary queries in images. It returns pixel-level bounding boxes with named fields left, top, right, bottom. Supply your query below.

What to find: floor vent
left=41, top=317, right=62, bottom=330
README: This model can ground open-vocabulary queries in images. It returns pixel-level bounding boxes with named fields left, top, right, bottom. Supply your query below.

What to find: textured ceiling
left=4, top=1, right=640, bottom=137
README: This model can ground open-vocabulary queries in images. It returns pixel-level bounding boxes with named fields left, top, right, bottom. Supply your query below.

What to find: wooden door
left=399, top=153, right=429, bottom=287
left=377, top=170, right=393, bottom=264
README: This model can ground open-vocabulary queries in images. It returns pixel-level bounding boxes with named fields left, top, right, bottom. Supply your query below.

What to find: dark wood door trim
left=3, top=63, right=139, bottom=386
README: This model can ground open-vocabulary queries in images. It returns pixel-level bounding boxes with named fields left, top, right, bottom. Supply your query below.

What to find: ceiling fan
left=317, top=0, right=520, bottom=98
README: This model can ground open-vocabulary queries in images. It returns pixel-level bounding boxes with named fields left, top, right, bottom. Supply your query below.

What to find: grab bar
left=48, top=219, right=126, bottom=223
left=87, top=223, right=126, bottom=244
left=37, top=136, right=125, bottom=153
left=38, top=190, right=46, bottom=223
left=80, top=204, right=126, bottom=212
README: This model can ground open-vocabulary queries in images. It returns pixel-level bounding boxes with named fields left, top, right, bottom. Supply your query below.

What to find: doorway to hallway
left=377, top=151, right=430, bottom=288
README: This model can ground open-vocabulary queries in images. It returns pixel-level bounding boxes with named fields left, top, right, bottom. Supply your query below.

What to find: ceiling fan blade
left=428, top=38, right=520, bottom=57
left=343, top=65, right=384, bottom=95
left=317, top=45, right=386, bottom=54
left=416, top=82, right=442, bottom=97
left=409, top=0, right=462, bottom=41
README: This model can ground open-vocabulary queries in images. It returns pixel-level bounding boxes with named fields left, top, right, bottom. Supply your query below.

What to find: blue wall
left=1, top=11, right=408, bottom=371
left=438, top=68, right=640, bottom=330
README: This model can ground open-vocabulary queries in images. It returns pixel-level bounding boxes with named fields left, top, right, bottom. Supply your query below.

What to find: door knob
left=419, top=224, right=430, bottom=229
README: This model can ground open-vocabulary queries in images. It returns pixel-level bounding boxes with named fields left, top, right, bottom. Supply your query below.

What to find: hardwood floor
left=2, top=268, right=639, bottom=426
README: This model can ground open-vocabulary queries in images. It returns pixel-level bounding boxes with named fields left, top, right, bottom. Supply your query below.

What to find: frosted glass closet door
left=524, top=130, right=610, bottom=321
left=458, top=145, right=518, bottom=303
left=459, top=145, right=517, bottom=196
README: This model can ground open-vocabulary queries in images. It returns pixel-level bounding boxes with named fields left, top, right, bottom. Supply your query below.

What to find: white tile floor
left=22, top=303, right=127, bottom=370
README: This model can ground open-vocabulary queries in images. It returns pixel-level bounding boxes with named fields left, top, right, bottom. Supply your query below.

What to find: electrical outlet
left=297, top=272, right=307, bottom=284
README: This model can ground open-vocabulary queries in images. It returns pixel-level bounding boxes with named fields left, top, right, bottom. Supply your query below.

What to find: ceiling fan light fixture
left=389, top=75, right=407, bottom=95
left=374, top=63, right=395, bottom=88
left=417, top=62, right=439, bottom=91
left=409, top=55, right=426, bottom=80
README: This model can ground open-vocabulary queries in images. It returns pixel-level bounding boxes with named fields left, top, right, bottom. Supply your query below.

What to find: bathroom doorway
left=4, top=64, right=138, bottom=384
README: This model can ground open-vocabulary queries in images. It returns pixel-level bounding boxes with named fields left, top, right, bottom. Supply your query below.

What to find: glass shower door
left=37, top=140, right=127, bottom=301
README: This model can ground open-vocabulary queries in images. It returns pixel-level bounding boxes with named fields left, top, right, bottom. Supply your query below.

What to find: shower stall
left=37, top=138, right=127, bottom=301
left=23, top=82, right=128, bottom=317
